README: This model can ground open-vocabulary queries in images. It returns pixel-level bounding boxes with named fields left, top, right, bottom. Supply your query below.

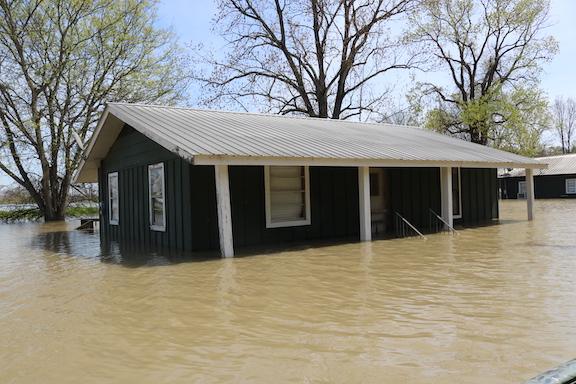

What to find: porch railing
left=394, top=212, right=426, bottom=240
left=429, top=208, right=458, bottom=235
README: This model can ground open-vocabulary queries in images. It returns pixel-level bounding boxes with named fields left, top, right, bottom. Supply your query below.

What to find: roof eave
left=193, top=154, right=548, bottom=169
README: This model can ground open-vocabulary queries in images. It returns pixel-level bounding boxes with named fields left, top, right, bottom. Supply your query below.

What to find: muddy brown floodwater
left=1, top=200, right=576, bottom=384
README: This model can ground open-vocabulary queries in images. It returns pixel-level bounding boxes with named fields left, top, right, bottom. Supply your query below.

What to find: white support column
left=358, top=166, right=372, bottom=241
left=215, top=165, right=234, bottom=258
left=526, top=168, right=535, bottom=221
left=440, top=167, right=454, bottom=229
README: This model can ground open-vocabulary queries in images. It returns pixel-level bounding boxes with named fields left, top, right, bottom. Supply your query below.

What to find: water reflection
left=1, top=200, right=576, bottom=384
left=31, top=227, right=371, bottom=267
left=30, top=227, right=221, bottom=267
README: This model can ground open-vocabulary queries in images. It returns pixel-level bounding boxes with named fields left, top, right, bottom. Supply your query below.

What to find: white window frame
left=148, top=162, right=166, bottom=232
left=566, top=178, right=576, bottom=194
left=453, top=167, right=462, bottom=219
left=518, top=181, right=527, bottom=199
left=264, top=165, right=311, bottom=228
left=108, top=172, right=119, bottom=225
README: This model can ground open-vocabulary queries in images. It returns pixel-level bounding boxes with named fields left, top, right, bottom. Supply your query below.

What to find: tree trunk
left=40, top=187, right=68, bottom=222
left=469, top=123, right=489, bottom=145
left=44, top=213, right=66, bottom=222
left=42, top=203, right=66, bottom=221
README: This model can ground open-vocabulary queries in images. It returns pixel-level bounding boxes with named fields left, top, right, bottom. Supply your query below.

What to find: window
left=265, top=166, right=310, bottom=228
left=518, top=181, right=527, bottom=198
left=452, top=167, right=462, bottom=218
left=566, top=178, right=576, bottom=194
left=108, top=172, right=119, bottom=225
left=148, top=163, right=166, bottom=231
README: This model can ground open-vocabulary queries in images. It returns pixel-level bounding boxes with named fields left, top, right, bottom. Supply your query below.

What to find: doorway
left=370, top=168, right=390, bottom=236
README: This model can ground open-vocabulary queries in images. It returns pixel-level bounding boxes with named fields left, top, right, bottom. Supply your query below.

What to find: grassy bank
left=0, top=206, right=98, bottom=222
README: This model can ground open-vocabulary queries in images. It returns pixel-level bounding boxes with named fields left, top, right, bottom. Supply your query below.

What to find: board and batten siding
left=99, top=125, right=219, bottom=251
left=99, top=126, right=500, bottom=253
left=388, top=167, right=442, bottom=231
left=460, top=168, right=499, bottom=225
left=99, top=126, right=361, bottom=252
left=500, top=174, right=576, bottom=199
left=228, top=166, right=360, bottom=248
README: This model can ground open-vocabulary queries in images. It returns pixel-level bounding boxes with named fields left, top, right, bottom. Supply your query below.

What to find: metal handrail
left=394, top=212, right=426, bottom=240
left=429, top=208, right=458, bottom=235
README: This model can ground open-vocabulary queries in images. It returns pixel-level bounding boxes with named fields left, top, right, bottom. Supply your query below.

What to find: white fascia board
left=193, top=154, right=548, bottom=170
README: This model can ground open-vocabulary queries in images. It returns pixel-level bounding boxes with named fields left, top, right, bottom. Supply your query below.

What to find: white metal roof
left=74, top=103, right=546, bottom=183
left=499, top=153, right=576, bottom=178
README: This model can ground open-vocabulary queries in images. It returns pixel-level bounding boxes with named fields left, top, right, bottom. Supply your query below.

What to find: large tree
left=0, top=0, right=186, bottom=221
left=551, top=96, right=576, bottom=154
left=409, top=0, right=557, bottom=145
left=195, top=0, right=420, bottom=120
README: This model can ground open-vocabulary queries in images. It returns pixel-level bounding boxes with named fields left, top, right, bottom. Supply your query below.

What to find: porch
left=213, top=165, right=536, bottom=257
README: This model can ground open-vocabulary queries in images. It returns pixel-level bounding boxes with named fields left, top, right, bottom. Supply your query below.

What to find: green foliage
left=494, top=88, right=551, bottom=156
left=420, top=84, right=551, bottom=155
left=0, top=0, right=188, bottom=220
left=408, top=0, right=557, bottom=152
left=0, top=206, right=98, bottom=223
left=66, top=206, right=99, bottom=218
left=0, top=209, right=43, bottom=222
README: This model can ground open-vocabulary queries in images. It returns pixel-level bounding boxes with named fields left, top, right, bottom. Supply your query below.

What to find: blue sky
left=0, top=0, right=574, bottom=186
left=157, top=0, right=576, bottom=100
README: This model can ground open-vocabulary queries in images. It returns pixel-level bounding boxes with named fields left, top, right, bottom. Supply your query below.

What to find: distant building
left=74, top=103, right=545, bottom=257
left=499, top=154, right=576, bottom=199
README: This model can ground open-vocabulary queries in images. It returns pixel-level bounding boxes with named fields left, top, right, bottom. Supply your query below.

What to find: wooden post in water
left=215, top=165, right=234, bottom=258
left=358, top=166, right=372, bottom=241
left=526, top=168, right=535, bottom=221
left=440, top=167, right=454, bottom=229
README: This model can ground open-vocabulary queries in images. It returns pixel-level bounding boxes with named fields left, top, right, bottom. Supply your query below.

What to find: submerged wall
left=500, top=174, right=576, bottom=199
left=99, top=126, right=500, bottom=252
left=387, top=167, right=498, bottom=230
left=229, top=166, right=359, bottom=248
left=99, top=126, right=219, bottom=251
left=460, top=168, right=499, bottom=225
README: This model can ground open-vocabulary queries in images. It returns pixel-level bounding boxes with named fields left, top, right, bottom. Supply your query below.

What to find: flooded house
left=499, top=154, right=576, bottom=200
left=74, top=103, right=546, bottom=257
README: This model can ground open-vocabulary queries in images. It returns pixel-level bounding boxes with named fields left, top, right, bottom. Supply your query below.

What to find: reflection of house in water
left=74, top=103, right=546, bottom=258
left=32, top=229, right=217, bottom=267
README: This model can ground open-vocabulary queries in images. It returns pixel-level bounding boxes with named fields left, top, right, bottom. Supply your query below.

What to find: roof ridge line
left=107, top=102, right=423, bottom=130
left=536, top=153, right=576, bottom=160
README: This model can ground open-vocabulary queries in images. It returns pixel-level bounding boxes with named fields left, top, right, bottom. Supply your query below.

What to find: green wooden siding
left=389, top=167, right=442, bottom=231
left=460, top=168, right=499, bottom=225
left=100, top=125, right=219, bottom=251
left=99, top=126, right=500, bottom=252
left=228, top=166, right=360, bottom=248
left=501, top=174, right=576, bottom=199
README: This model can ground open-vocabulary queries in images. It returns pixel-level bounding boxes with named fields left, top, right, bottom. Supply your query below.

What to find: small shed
left=499, top=154, right=576, bottom=199
left=74, top=103, right=546, bottom=257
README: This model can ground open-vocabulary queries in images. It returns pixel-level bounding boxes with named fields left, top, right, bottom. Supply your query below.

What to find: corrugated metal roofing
left=75, top=103, right=546, bottom=183
left=499, top=153, right=576, bottom=177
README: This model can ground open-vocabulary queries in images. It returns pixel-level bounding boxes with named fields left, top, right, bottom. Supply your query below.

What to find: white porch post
left=215, top=165, right=234, bottom=258
left=526, top=168, right=535, bottom=221
left=440, top=167, right=454, bottom=229
left=358, top=166, right=372, bottom=241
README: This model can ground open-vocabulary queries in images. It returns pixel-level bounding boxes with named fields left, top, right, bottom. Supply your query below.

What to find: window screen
left=148, top=163, right=166, bottom=231
left=266, top=166, right=310, bottom=228
left=108, top=172, right=119, bottom=225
